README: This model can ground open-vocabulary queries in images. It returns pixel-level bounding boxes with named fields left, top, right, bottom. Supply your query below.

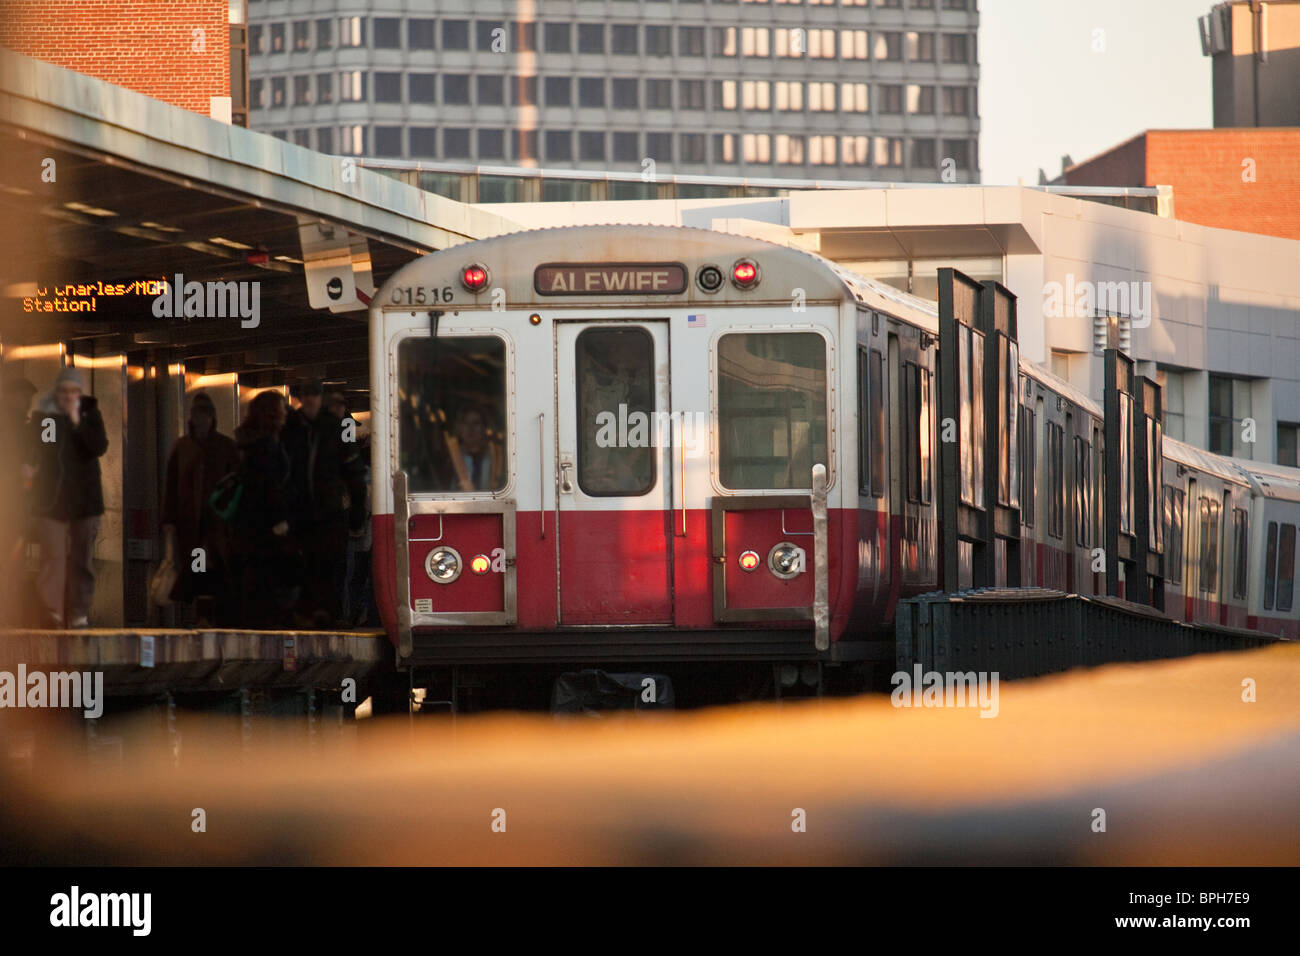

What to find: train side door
left=554, top=321, right=674, bottom=624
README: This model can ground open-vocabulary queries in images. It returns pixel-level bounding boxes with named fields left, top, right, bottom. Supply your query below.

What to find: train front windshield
left=397, top=335, right=508, bottom=494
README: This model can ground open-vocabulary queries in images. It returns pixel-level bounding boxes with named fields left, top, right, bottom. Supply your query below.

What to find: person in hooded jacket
left=23, top=367, right=108, bottom=628
left=161, top=391, right=240, bottom=625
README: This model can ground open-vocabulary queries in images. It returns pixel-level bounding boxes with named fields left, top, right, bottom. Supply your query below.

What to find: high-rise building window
left=874, top=31, right=902, bottom=61
left=942, top=138, right=971, bottom=169
left=613, top=131, right=640, bottom=162
left=444, top=128, right=472, bottom=158
left=316, top=73, right=333, bottom=104
left=841, top=82, right=868, bottom=112
left=250, top=78, right=264, bottom=109
left=840, top=30, right=868, bottom=60
left=578, top=23, right=605, bottom=53
left=942, top=33, right=970, bottom=63
left=613, top=25, right=639, bottom=54
left=250, top=24, right=264, bottom=55
left=774, top=81, right=802, bottom=111
left=479, top=129, right=505, bottom=159
left=338, top=17, right=364, bottom=48
left=409, top=74, right=436, bottom=103
left=373, top=18, right=401, bottom=49
left=647, top=78, right=673, bottom=109
left=375, top=72, right=402, bottom=103
left=679, top=80, right=706, bottom=110
left=545, top=130, right=573, bottom=161
left=713, top=27, right=737, bottom=57
left=742, top=80, right=769, bottom=111
left=912, top=138, right=936, bottom=169
left=775, top=134, right=804, bottom=165
left=316, top=128, right=334, bottom=154
left=544, top=23, right=571, bottom=53
left=477, top=21, right=505, bottom=51
left=646, top=132, right=673, bottom=161
left=512, top=76, right=537, bottom=106
left=714, top=133, right=736, bottom=164
left=579, top=77, right=605, bottom=107
left=409, top=19, right=434, bottom=50
left=270, top=23, right=285, bottom=53
left=293, top=74, right=312, bottom=106
left=340, top=125, right=365, bottom=155
left=478, top=75, right=505, bottom=106
left=338, top=72, right=365, bottom=103
left=444, top=75, right=471, bottom=105
left=742, top=133, right=770, bottom=163
left=513, top=22, right=536, bottom=52
left=443, top=20, right=470, bottom=50
left=646, top=25, right=672, bottom=56
left=907, top=85, right=934, bottom=114
left=842, top=135, right=870, bottom=165
left=907, top=31, right=935, bottom=61
left=715, top=80, right=737, bottom=110
left=1209, top=375, right=1254, bottom=457
left=943, top=86, right=970, bottom=115
left=315, top=19, right=333, bottom=50
left=292, top=21, right=310, bottom=52
left=1278, top=423, right=1300, bottom=467
left=875, top=136, right=904, bottom=167
left=374, top=126, right=402, bottom=157
left=545, top=76, right=572, bottom=107
left=942, top=0, right=968, bottom=10
left=1158, top=369, right=1185, bottom=441
left=612, top=78, right=639, bottom=108
left=678, top=27, right=705, bottom=56
left=512, top=129, right=538, bottom=162
left=579, top=130, right=606, bottom=161
left=741, top=27, right=770, bottom=57
left=410, top=127, right=437, bottom=157
left=808, top=82, right=835, bottom=111
left=680, top=133, right=706, bottom=163
left=879, top=84, right=903, bottom=113
left=270, top=76, right=286, bottom=107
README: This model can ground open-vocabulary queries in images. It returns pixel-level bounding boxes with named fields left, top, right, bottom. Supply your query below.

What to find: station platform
left=2, top=643, right=1297, bottom=865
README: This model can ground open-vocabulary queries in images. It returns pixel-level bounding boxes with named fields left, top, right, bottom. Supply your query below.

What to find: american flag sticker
left=687, top=313, right=706, bottom=328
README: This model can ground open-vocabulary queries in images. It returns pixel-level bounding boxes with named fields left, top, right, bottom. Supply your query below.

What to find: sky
left=979, top=0, right=1215, bottom=185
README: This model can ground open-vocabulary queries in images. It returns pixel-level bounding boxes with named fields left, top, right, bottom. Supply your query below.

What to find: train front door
left=555, top=321, right=674, bottom=624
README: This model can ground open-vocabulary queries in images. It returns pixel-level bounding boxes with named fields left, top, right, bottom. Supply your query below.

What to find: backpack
left=208, top=471, right=243, bottom=523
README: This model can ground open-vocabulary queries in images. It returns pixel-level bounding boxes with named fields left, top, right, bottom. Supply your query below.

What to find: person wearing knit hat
left=24, top=364, right=108, bottom=628
left=160, top=390, right=240, bottom=624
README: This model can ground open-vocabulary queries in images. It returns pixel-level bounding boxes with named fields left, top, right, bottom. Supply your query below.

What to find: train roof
left=1165, top=436, right=1252, bottom=486
left=1229, top=457, right=1300, bottom=503
left=378, top=223, right=939, bottom=325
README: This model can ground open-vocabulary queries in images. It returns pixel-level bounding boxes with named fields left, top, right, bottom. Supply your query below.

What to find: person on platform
left=283, top=381, right=364, bottom=627
left=230, top=390, right=294, bottom=627
left=160, top=391, right=240, bottom=625
left=23, top=367, right=108, bottom=628
left=327, top=391, right=375, bottom=626
left=1, top=376, right=37, bottom=625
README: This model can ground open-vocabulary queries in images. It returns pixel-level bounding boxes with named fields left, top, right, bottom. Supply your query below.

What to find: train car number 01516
left=390, top=286, right=455, bottom=305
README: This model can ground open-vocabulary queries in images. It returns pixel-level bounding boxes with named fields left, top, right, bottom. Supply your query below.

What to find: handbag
left=149, top=533, right=179, bottom=607
left=208, top=471, right=244, bottom=523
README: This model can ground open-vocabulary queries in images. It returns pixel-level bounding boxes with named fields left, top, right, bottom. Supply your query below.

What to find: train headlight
left=470, top=554, right=491, bottom=575
left=425, top=547, right=463, bottom=584
left=730, top=258, right=760, bottom=290
left=461, top=264, right=489, bottom=293
left=768, top=542, right=806, bottom=580
left=738, top=550, right=761, bottom=572
left=696, top=264, right=724, bottom=293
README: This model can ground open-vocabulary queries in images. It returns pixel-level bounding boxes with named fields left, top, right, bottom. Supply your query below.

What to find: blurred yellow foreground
left=3, top=645, right=1298, bottom=865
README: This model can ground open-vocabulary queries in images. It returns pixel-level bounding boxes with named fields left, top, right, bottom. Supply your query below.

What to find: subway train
left=365, top=224, right=1300, bottom=702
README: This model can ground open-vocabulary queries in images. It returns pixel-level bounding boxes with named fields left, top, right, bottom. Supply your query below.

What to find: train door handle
left=559, top=460, right=574, bottom=494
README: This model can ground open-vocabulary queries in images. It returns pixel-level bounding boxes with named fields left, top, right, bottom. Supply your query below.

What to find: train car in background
left=366, top=224, right=1299, bottom=706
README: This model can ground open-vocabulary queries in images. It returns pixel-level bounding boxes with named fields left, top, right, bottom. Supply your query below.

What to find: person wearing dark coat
left=161, top=391, right=240, bottom=624
left=2, top=376, right=37, bottom=626
left=282, top=381, right=365, bottom=627
left=230, top=390, right=294, bottom=627
left=24, top=367, right=108, bottom=628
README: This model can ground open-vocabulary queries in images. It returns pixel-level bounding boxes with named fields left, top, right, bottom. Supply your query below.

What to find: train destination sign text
left=534, top=262, right=688, bottom=295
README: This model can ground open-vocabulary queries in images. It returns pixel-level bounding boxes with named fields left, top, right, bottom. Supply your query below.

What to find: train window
left=1198, top=497, right=1220, bottom=593
left=576, top=327, right=655, bottom=496
left=958, top=326, right=985, bottom=508
left=1264, top=521, right=1278, bottom=610
left=1018, top=405, right=1035, bottom=527
left=1047, top=422, right=1064, bottom=539
left=1278, top=523, right=1296, bottom=612
left=1074, top=436, right=1090, bottom=547
left=1163, top=486, right=1184, bottom=585
left=1149, top=418, right=1163, bottom=553
left=718, top=332, right=828, bottom=490
left=857, top=348, right=870, bottom=496
left=903, top=361, right=919, bottom=503
left=397, top=334, right=508, bottom=494
left=920, top=366, right=932, bottom=505
left=1232, top=508, right=1248, bottom=600
left=870, top=349, right=885, bottom=496
left=1119, top=394, right=1132, bottom=534
left=1000, top=337, right=1019, bottom=508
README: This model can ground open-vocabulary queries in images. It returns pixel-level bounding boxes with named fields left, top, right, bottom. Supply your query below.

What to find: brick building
left=1063, top=128, right=1300, bottom=241
left=0, top=0, right=247, bottom=124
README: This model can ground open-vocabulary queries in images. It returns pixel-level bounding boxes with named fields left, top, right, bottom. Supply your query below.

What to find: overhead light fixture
left=209, top=236, right=254, bottom=250
left=64, top=201, right=117, bottom=217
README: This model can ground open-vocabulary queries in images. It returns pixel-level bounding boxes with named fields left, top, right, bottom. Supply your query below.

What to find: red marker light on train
left=739, top=550, right=761, bottom=572
left=470, top=554, right=491, bottom=575
left=461, top=264, right=489, bottom=292
left=731, top=259, right=759, bottom=289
